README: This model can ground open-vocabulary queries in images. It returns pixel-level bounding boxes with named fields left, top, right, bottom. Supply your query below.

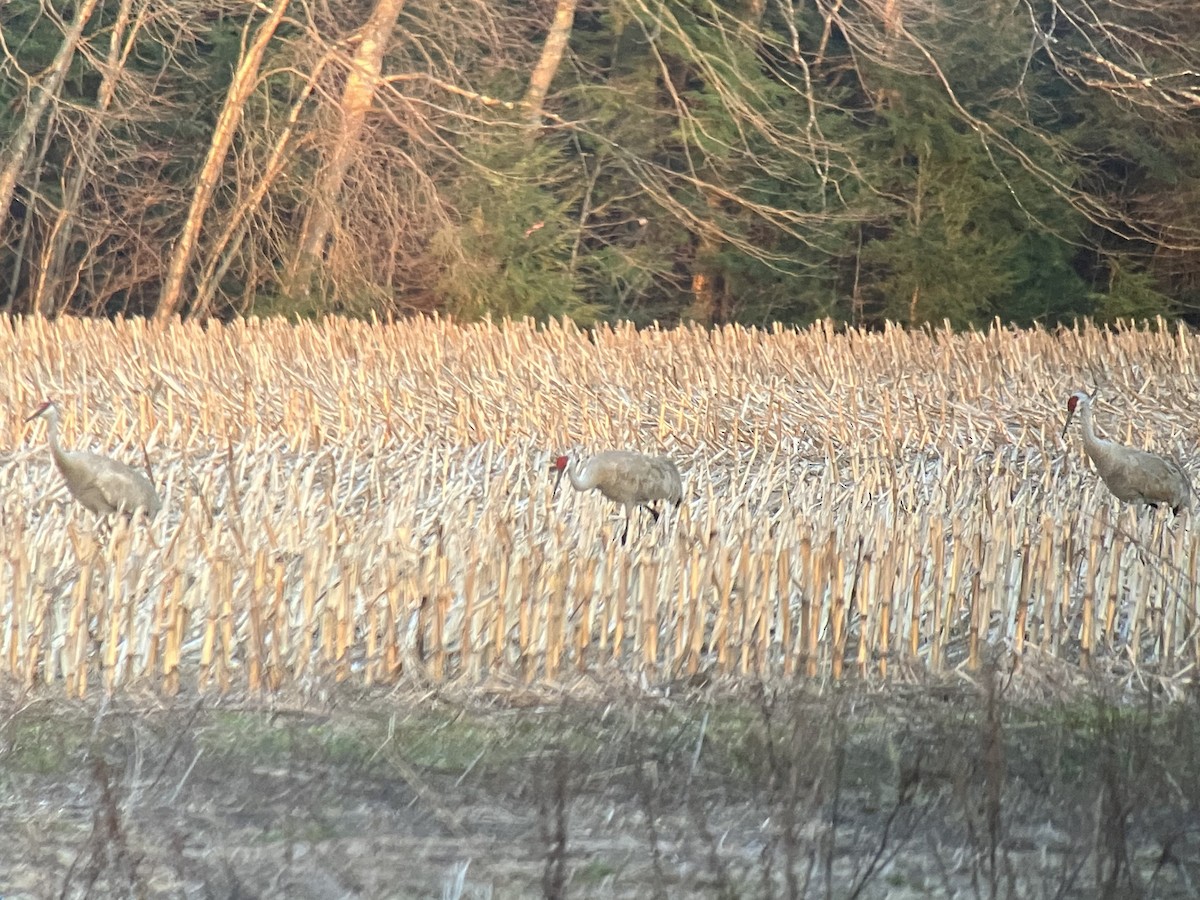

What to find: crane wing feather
left=1095, top=446, right=1191, bottom=509
left=94, top=465, right=160, bottom=515
left=578, top=451, right=683, bottom=505
left=60, top=450, right=160, bottom=516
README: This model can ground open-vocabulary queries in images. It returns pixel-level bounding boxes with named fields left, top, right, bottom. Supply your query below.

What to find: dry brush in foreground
left=0, top=315, right=1197, bottom=697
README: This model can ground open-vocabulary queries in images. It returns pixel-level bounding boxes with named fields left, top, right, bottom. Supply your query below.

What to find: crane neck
left=565, top=458, right=592, bottom=492
left=41, top=407, right=69, bottom=467
left=1077, top=399, right=1110, bottom=458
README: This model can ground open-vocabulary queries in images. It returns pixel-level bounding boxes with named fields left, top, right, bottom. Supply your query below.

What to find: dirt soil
left=0, top=674, right=1198, bottom=899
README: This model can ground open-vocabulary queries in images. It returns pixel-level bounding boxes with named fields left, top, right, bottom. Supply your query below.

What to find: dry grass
left=0, top=314, right=1197, bottom=697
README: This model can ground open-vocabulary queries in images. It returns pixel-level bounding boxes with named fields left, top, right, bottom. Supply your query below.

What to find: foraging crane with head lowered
left=552, top=450, right=682, bottom=544
left=1061, top=390, right=1191, bottom=516
left=25, top=399, right=161, bottom=519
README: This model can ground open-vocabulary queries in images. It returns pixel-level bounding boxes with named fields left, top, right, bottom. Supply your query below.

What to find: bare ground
left=1, top=667, right=1199, bottom=899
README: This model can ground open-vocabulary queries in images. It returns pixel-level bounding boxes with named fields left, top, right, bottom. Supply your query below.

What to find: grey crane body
left=26, top=400, right=161, bottom=519
left=553, top=450, right=682, bottom=544
left=1061, top=391, right=1191, bottom=515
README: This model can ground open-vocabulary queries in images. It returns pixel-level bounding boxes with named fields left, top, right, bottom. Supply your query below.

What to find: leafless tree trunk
left=524, top=0, right=578, bottom=127
left=192, top=51, right=337, bottom=319
left=0, top=0, right=104, bottom=250
left=688, top=197, right=728, bottom=325
left=881, top=0, right=903, bottom=46
left=688, top=264, right=722, bottom=324
left=155, top=0, right=291, bottom=323
left=284, top=0, right=408, bottom=303
left=31, top=0, right=140, bottom=316
left=906, top=165, right=924, bottom=324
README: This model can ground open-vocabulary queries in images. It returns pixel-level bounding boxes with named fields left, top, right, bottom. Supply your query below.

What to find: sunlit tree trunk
left=688, top=269, right=721, bottom=324
left=686, top=0, right=765, bottom=325
left=688, top=227, right=726, bottom=325
left=524, top=0, right=578, bottom=127
left=192, top=52, right=336, bottom=319
left=907, top=165, right=925, bottom=324
left=155, top=0, right=291, bottom=323
left=0, top=0, right=104, bottom=252
left=882, top=0, right=903, bottom=45
left=32, top=0, right=139, bottom=316
left=285, top=0, right=407, bottom=303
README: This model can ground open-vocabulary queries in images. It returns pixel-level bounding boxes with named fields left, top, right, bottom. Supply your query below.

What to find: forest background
left=2, top=0, right=1199, bottom=329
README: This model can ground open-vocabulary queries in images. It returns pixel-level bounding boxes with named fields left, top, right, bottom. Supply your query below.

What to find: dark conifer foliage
left=0, top=0, right=1197, bottom=327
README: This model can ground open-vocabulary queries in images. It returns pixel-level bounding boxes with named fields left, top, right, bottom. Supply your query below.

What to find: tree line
left=1, top=0, right=1198, bottom=329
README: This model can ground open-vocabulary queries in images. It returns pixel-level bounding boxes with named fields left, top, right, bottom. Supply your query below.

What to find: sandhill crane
left=1061, top=390, right=1191, bottom=516
left=552, top=450, right=682, bottom=544
left=25, top=399, right=161, bottom=519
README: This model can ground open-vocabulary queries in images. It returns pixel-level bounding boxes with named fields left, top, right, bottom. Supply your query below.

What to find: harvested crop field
left=3, top=315, right=1200, bottom=898
left=0, top=315, right=1198, bottom=695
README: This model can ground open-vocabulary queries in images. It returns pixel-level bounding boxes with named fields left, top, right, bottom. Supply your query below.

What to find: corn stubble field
left=0, top=314, right=1197, bottom=699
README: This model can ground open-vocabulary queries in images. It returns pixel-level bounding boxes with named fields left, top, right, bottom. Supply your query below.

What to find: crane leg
left=620, top=503, right=654, bottom=545
left=620, top=504, right=670, bottom=545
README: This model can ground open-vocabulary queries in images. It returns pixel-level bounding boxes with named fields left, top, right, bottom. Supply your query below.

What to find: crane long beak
left=1061, top=409, right=1076, bottom=440
left=552, top=466, right=565, bottom=497
left=23, top=409, right=43, bottom=424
